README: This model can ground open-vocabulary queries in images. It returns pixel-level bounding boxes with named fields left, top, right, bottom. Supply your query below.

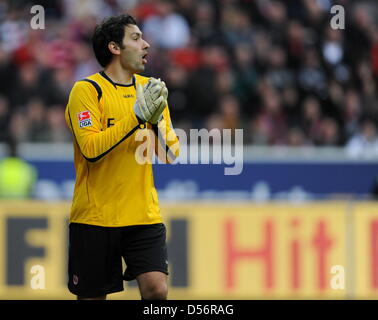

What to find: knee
left=142, top=283, right=168, bottom=300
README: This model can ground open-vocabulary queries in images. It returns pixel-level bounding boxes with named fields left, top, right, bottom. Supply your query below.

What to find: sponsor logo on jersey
left=123, top=94, right=134, bottom=98
left=77, top=110, right=92, bottom=128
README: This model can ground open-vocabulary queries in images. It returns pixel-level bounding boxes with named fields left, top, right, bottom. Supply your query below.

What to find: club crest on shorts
left=73, top=274, right=79, bottom=285
left=77, top=110, right=92, bottom=128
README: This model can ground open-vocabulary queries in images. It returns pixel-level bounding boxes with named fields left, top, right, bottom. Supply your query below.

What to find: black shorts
left=67, top=222, right=168, bottom=298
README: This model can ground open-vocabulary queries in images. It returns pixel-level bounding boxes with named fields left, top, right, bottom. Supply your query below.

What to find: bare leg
left=136, top=271, right=168, bottom=300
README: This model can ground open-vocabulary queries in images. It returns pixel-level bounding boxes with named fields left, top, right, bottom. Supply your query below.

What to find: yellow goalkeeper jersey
left=65, top=71, right=179, bottom=227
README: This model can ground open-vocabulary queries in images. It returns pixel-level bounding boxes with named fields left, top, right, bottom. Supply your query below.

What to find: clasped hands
left=134, top=78, right=168, bottom=125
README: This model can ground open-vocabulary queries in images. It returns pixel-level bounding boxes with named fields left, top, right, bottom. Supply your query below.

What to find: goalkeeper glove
left=149, top=82, right=168, bottom=124
left=133, top=78, right=165, bottom=123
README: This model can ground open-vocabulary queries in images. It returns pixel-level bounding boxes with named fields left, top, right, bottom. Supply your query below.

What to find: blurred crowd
left=0, top=0, right=377, bottom=149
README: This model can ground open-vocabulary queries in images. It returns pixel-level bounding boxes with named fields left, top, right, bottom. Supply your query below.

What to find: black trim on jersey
left=152, top=122, right=177, bottom=162
left=99, top=71, right=136, bottom=88
left=84, top=124, right=140, bottom=162
left=68, top=108, right=141, bottom=163
left=86, top=161, right=90, bottom=202
left=136, top=115, right=146, bottom=125
left=79, top=79, right=102, bottom=101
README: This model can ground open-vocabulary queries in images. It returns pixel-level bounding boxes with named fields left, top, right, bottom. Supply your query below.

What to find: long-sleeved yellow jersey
left=65, top=71, right=179, bottom=227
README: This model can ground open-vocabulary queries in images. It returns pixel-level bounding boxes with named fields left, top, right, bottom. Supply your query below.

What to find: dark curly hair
left=92, top=14, right=137, bottom=67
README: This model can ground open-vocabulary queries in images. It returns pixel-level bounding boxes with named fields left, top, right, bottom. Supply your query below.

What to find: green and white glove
left=133, top=78, right=165, bottom=123
left=149, top=81, right=168, bottom=124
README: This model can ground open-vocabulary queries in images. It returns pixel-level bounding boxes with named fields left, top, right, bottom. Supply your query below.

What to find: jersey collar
left=99, top=71, right=136, bottom=89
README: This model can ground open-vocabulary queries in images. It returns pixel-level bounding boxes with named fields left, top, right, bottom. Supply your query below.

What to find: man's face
left=119, top=24, right=150, bottom=73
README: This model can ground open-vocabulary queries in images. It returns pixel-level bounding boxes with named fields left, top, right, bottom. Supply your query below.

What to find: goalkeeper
left=64, top=14, right=179, bottom=300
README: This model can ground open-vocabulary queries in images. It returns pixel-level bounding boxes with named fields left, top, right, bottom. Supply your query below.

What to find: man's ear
left=108, top=41, right=121, bottom=55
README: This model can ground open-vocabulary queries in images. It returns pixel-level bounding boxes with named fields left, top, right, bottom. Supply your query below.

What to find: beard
left=120, top=51, right=145, bottom=74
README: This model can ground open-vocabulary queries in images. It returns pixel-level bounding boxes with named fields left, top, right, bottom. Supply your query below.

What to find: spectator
left=142, top=0, right=190, bottom=49
left=322, top=27, right=344, bottom=67
left=221, top=4, right=254, bottom=47
left=10, top=62, right=43, bottom=107
left=215, top=68, right=234, bottom=96
left=317, top=117, right=341, bottom=146
left=357, top=60, right=378, bottom=115
left=0, top=8, right=28, bottom=53
left=285, top=20, right=306, bottom=69
left=47, top=105, right=72, bottom=142
left=72, top=41, right=99, bottom=81
left=282, top=86, right=300, bottom=126
left=191, top=0, right=224, bottom=47
left=164, top=62, right=190, bottom=124
left=298, top=49, right=327, bottom=97
left=286, top=126, right=308, bottom=146
left=342, top=89, right=362, bottom=140
left=186, top=45, right=229, bottom=125
left=219, top=94, right=241, bottom=131
left=345, top=2, right=373, bottom=68
left=0, top=48, right=14, bottom=99
left=232, top=43, right=258, bottom=115
left=302, top=96, right=323, bottom=143
left=0, top=95, right=10, bottom=142
left=24, top=98, right=51, bottom=142
left=265, top=45, right=294, bottom=91
left=251, top=89, right=287, bottom=145
left=346, top=118, right=378, bottom=158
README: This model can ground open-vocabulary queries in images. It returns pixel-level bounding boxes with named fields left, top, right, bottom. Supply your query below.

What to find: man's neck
left=104, top=63, right=134, bottom=85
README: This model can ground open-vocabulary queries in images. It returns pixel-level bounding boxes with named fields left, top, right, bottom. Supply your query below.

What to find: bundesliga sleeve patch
left=77, top=110, right=92, bottom=128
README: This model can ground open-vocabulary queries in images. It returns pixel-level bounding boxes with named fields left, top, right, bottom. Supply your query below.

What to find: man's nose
left=143, top=39, right=150, bottom=49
